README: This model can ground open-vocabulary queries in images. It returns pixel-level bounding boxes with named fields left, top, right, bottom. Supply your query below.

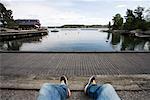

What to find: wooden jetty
left=1, top=52, right=150, bottom=77
left=0, top=52, right=150, bottom=100
left=0, top=29, right=48, bottom=41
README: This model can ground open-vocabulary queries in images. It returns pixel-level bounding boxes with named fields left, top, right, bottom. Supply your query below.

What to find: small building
left=15, top=19, right=41, bottom=30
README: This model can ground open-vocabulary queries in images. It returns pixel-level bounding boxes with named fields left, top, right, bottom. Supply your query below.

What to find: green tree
left=134, top=6, right=144, bottom=20
left=124, top=16, right=135, bottom=30
left=123, top=6, right=149, bottom=31
left=134, top=6, right=147, bottom=30
left=145, top=8, right=150, bottom=22
left=112, top=14, right=123, bottom=30
left=126, top=9, right=135, bottom=18
left=145, top=8, right=150, bottom=30
left=0, top=3, right=7, bottom=26
left=0, top=3, right=18, bottom=28
left=124, top=9, right=136, bottom=30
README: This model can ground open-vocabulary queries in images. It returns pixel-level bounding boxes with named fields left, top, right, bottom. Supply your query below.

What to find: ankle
left=60, top=80, right=65, bottom=84
left=92, top=80, right=96, bottom=84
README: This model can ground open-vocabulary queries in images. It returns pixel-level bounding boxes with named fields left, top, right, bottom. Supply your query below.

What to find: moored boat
left=51, top=29, right=59, bottom=32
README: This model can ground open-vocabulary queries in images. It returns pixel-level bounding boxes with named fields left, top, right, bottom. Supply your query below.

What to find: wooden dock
left=1, top=52, right=150, bottom=100
left=0, top=29, right=48, bottom=41
left=1, top=53, right=150, bottom=78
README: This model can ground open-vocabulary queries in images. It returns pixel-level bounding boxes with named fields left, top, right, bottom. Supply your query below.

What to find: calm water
left=0, top=28, right=150, bottom=52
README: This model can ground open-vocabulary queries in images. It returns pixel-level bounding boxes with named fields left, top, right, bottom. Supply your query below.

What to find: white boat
left=51, top=29, right=59, bottom=32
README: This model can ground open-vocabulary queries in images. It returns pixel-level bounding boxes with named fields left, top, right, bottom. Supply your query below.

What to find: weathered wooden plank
left=1, top=53, right=150, bottom=78
left=0, top=75, right=150, bottom=91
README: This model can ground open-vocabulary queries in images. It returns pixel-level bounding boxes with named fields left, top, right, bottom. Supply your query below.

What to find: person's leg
left=87, top=84, right=120, bottom=100
left=38, top=83, right=68, bottom=100
left=85, top=76, right=120, bottom=100
left=86, top=84, right=101, bottom=99
left=97, top=84, right=120, bottom=100
left=84, top=76, right=99, bottom=99
left=38, top=75, right=71, bottom=100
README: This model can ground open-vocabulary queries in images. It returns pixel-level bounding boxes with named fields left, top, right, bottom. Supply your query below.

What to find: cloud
left=80, top=0, right=98, bottom=2
left=116, top=4, right=127, bottom=8
left=2, top=0, right=45, bottom=1
left=2, top=0, right=108, bottom=26
left=1, top=0, right=149, bottom=26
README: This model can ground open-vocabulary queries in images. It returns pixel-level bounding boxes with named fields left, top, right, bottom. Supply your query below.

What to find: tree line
left=112, top=6, right=150, bottom=31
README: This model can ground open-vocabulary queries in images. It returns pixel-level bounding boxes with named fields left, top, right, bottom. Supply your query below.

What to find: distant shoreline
left=48, top=24, right=108, bottom=28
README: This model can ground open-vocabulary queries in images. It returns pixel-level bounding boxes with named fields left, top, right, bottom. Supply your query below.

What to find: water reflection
left=0, top=36, right=43, bottom=51
left=0, top=28, right=150, bottom=51
left=111, top=33, right=121, bottom=45
left=108, top=32, right=150, bottom=51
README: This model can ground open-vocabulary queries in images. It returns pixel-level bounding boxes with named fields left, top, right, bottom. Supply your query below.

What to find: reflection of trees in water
left=121, top=36, right=149, bottom=51
left=144, top=42, right=150, bottom=50
left=111, top=33, right=121, bottom=45
left=107, top=32, right=111, bottom=40
left=109, top=33, right=150, bottom=51
left=0, top=36, right=43, bottom=51
left=6, top=41, right=22, bottom=50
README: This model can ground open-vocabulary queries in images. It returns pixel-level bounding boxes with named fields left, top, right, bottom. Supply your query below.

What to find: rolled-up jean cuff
left=86, top=84, right=102, bottom=99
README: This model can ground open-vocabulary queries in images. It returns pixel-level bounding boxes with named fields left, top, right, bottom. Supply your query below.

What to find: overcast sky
left=1, top=0, right=150, bottom=26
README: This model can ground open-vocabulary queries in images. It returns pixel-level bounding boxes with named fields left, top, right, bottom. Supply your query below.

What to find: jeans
left=86, top=83, right=121, bottom=100
left=37, top=83, right=68, bottom=100
left=38, top=83, right=120, bottom=100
